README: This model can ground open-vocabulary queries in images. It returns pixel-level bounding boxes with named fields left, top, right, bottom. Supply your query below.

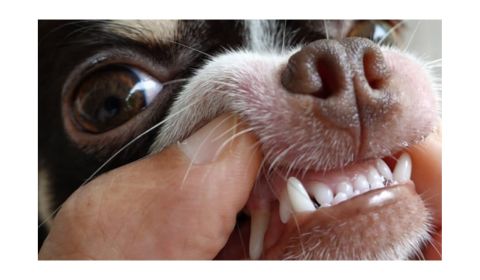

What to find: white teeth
left=275, top=155, right=411, bottom=225
left=287, top=177, right=316, bottom=213
left=310, top=182, right=334, bottom=206
left=278, top=188, right=292, bottom=223
left=376, top=159, right=393, bottom=181
left=368, top=167, right=384, bottom=189
left=336, top=181, right=353, bottom=196
left=353, top=174, right=370, bottom=193
left=393, top=152, right=412, bottom=183
left=332, top=192, right=348, bottom=205
left=249, top=209, right=270, bottom=260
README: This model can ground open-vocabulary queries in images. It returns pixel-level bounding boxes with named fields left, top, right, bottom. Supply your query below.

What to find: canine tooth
left=376, top=159, right=393, bottom=181
left=353, top=174, right=369, bottom=193
left=368, top=167, right=384, bottom=189
left=279, top=189, right=292, bottom=223
left=249, top=208, right=270, bottom=260
left=332, top=192, right=348, bottom=205
left=336, top=181, right=353, bottom=196
left=310, top=182, right=334, bottom=206
left=393, top=152, right=412, bottom=183
left=287, top=177, right=316, bottom=213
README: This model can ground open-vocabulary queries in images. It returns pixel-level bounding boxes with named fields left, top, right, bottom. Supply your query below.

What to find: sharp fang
left=393, top=152, right=412, bottom=183
left=287, top=177, right=316, bottom=213
left=279, top=188, right=292, bottom=223
left=249, top=208, right=270, bottom=260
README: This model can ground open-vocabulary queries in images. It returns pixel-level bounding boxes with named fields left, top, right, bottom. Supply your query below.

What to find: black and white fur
left=38, top=20, right=441, bottom=259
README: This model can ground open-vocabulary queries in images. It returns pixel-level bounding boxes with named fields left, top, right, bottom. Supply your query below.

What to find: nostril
left=281, top=59, right=323, bottom=96
left=281, top=41, right=349, bottom=99
left=314, top=56, right=347, bottom=99
left=363, top=48, right=390, bottom=90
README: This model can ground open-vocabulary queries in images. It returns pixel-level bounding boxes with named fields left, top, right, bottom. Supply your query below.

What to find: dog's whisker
left=403, top=20, right=422, bottom=52
left=427, top=232, right=442, bottom=258
left=323, top=20, right=329, bottom=40
left=424, top=58, right=443, bottom=66
left=179, top=114, right=236, bottom=190
left=213, top=127, right=256, bottom=160
left=166, top=40, right=214, bottom=59
left=377, top=20, right=405, bottom=46
left=281, top=20, right=287, bottom=54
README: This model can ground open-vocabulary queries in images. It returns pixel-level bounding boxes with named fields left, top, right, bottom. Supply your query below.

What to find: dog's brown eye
left=348, top=21, right=398, bottom=46
left=72, top=65, right=162, bottom=133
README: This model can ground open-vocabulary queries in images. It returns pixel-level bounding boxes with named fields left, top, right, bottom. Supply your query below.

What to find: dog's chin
left=215, top=146, right=433, bottom=260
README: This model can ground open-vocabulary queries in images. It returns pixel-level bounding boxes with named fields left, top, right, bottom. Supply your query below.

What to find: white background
left=1, top=1, right=479, bottom=280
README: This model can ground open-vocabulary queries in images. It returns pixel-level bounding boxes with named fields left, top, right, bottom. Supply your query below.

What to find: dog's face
left=38, top=20, right=441, bottom=259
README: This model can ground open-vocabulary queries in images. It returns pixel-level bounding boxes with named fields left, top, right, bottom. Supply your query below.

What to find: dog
left=38, top=20, right=441, bottom=259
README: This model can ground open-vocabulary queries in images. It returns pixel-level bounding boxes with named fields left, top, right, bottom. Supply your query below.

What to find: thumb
left=407, top=126, right=442, bottom=260
left=39, top=114, right=262, bottom=260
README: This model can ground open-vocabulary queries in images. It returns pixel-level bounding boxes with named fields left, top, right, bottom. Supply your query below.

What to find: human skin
left=407, top=127, right=442, bottom=260
left=39, top=115, right=441, bottom=260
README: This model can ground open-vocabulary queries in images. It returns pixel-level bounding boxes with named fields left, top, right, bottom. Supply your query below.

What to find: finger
left=408, top=127, right=442, bottom=226
left=407, top=126, right=442, bottom=260
left=39, top=114, right=263, bottom=260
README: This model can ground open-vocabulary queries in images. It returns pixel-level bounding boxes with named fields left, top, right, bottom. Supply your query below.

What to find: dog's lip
left=238, top=150, right=413, bottom=259
left=262, top=182, right=416, bottom=259
left=215, top=127, right=441, bottom=260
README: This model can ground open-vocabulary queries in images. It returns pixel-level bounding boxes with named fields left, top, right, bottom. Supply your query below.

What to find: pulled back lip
left=262, top=182, right=417, bottom=260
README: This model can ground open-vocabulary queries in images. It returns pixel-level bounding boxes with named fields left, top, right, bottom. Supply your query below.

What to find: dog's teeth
left=310, top=182, right=334, bottom=207
left=332, top=192, right=348, bottom=205
left=249, top=208, right=270, bottom=260
left=393, top=152, right=412, bottom=183
left=368, top=167, right=384, bottom=189
left=353, top=174, right=370, bottom=193
left=287, top=177, right=316, bottom=213
left=376, top=159, right=393, bottom=181
left=279, top=188, right=292, bottom=223
left=336, top=181, right=353, bottom=197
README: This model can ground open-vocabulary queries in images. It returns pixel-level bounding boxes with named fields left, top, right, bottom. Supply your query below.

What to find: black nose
left=281, top=38, right=390, bottom=99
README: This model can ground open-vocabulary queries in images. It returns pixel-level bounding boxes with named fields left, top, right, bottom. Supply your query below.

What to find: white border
left=2, top=0, right=479, bottom=279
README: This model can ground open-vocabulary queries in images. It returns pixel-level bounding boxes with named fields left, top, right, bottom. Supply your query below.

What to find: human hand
left=407, top=127, right=442, bottom=260
left=39, top=114, right=262, bottom=259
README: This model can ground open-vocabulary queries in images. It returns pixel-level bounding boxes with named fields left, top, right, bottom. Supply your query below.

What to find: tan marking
left=106, top=20, right=178, bottom=43
left=38, top=168, right=53, bottom=229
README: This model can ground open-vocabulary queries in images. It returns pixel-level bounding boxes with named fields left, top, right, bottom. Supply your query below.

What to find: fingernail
left=178, top=114, right=237, bottom=164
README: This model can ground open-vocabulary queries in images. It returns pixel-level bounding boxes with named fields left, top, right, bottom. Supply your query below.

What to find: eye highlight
left=72, top=65, right=163, bottom=133
left=348, top=21, right=400, bottom=46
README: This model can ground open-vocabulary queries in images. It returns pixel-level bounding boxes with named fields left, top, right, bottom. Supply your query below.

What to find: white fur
left=149, top=50, right=292, bottom=153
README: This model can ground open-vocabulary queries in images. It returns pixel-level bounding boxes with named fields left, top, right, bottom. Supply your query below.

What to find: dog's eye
left=348, top=21, right=398, bottom=46
left=72, top=65, right=163, bottom=133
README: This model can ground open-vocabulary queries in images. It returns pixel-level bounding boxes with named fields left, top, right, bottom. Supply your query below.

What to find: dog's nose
left=281, top=38, right=391, bottom=156
left=281, top=37, right=390, bottom=99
